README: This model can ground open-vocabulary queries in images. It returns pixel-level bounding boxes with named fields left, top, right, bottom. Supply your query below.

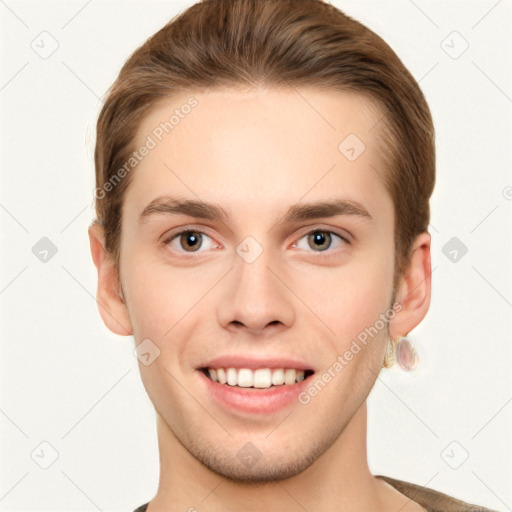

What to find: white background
left=1, top=1, right=511, bottom=510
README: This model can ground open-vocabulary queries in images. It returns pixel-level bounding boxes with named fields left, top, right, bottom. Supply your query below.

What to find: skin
left=89, top=87, right=431, bottom=511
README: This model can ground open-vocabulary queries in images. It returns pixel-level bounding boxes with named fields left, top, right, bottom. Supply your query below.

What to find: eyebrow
left=138, top=195, right=372, bottom=225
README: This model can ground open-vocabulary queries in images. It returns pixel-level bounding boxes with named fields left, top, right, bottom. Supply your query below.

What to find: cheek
left=122, top=255, right=219, bottom=355
left=294, top=253, right=393, bottom=339
left=122, top=260, right=180, bottom=342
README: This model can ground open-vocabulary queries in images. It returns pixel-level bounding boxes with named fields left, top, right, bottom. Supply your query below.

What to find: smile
left=197, top=366, right=316, bottom=415
left=201, top=367, right=315, bottom=389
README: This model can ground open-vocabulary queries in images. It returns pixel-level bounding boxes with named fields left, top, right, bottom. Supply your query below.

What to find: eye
left=162, top=227, right=350, bottom=256
left=163, top=229, right=217, bottom=254
left=292, top=229, right=349, bottom=253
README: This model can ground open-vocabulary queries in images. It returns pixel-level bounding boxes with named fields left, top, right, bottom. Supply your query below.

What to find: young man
left=88, top=1, right=498, bottom=510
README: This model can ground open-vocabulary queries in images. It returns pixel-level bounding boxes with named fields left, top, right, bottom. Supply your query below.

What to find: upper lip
left=198, top=355, right=315, bottom=372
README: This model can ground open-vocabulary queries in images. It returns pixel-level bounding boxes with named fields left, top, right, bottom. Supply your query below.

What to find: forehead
left=124, top=87, right=390, bottom=222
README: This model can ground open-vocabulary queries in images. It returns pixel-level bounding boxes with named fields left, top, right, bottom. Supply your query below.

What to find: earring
left=395, top=336, right=419, bottom=371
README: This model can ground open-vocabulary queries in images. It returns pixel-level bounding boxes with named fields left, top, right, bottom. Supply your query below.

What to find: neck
left=147, top=402, right=386, bottom=511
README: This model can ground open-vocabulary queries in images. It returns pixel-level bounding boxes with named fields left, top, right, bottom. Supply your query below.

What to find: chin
left=202, top=454, right=317, bottom=484
left=186, top=432, right=333, bottom=484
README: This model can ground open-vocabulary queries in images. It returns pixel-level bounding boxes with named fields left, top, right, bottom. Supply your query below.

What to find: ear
left=388, top=231, right=432, bottom=339
left=88, top=223, right=133, bottom=336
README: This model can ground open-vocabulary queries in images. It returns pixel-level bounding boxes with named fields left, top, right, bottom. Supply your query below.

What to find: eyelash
left=161, top=226, right=351, bottom=257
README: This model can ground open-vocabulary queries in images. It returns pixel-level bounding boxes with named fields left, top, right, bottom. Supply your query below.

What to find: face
left=117, top=87, right=396, bottom=481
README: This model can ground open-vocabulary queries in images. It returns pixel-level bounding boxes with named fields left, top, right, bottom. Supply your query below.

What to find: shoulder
left=375, top=474, right=500, bottom=512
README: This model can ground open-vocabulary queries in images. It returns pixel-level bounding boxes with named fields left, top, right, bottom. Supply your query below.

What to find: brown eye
left=293, top=229, right=349, bottom=254
left=179, top=231, right=203, bottom=252
left=307, top=231, right=332, bottom=251
left=163, top=229, right=216, bottom=254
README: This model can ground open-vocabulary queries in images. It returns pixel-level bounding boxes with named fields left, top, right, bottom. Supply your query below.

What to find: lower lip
left=197, top=370, right=313, bottom=415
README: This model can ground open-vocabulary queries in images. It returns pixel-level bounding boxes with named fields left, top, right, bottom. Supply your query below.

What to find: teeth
left=254, top=369, right=271, bottom=388
left=284, top=368, right=296, bottom=385
left=205, top=367, right=307, bottom=388
left=216, top=368, right=227, bottom=384
left=226, top=367, right=237, bottom=386
left=271, top=368, right=284, bottom=385
left=238, top=368, right=253, bottom=387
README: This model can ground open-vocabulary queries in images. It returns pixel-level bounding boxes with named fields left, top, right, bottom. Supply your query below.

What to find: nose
left=217, top=242, right=295, bottom=336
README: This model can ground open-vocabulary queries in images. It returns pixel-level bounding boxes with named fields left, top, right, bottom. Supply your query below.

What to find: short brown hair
left=92, top=0, right=435, bottom=361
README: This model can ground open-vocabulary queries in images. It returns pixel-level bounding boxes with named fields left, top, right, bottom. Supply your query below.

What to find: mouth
left=196, top=363, right=316, bottom=414
left=198, top=367, right=315, bottom=389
